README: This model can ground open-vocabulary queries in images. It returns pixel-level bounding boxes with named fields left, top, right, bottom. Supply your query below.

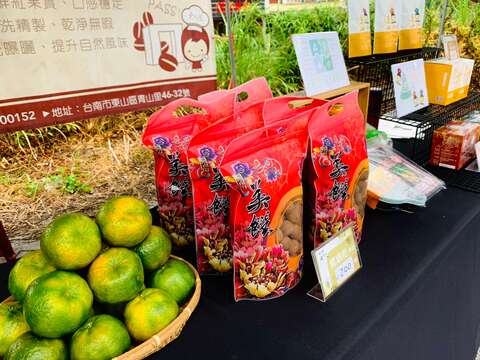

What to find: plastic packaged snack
left=143, top=79, right=273, bottom=248
left=187, top=102, right=266, bottom=275
left=308, top=91, right=369, bottom=248
left=367, top=139, right=446, bottom=208
left=399, top=0, right=425, bottom=50
left=348, top=0, right=372, bottom=58
left=430, top=120, right=480, bottom=170
left=220, top=115, right=311, bottom=301
left=374, top=0, right=399, bottom=54
left=199, top=77, right=273, bottom=120
left=143, top=99, right=213, bottom=248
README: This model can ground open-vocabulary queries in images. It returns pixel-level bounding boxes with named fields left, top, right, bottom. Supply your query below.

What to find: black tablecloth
left=1, top=188, right=480, bottom=360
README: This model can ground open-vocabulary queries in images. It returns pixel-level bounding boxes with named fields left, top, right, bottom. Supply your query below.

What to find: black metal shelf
left=347, top=47, right=442, bottom=123
left=380, top=91, right=480, bottom=193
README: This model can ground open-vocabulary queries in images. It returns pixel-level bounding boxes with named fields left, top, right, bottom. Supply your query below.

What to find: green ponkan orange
left=5, top=332, right=67, bottom=360
left=96, top=196, right=152, bottom=247
left=135, top=226, right=172, bottom=272
left=88, top=247, right=144, bottom=304
left=149, top=259, right=196, bottom=305
left=23, top=271, right=93, bottom=338
left=124, top=288, right=179, bottom=342
left=41, top=213, right=102, bottom=270
left=0, top=302, right=30, bottom=356
left=8, top=250, right=55, bottom=303
left=70, top=314, right=131, bottom=360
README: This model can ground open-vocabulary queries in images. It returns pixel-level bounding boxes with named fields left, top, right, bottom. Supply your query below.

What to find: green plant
left=216, top=4, right=347, bottom=95
left=25, top=177, right=41, bottom=198
left=63, top=173, right=92, bottom=194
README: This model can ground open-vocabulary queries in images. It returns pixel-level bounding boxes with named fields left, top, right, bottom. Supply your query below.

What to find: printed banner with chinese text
left=0, top=0, right=217, bottom=133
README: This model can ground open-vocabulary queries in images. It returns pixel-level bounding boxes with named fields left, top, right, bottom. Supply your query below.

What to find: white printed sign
left=391, top=59, right=429, bottom=118
left=0, top=0, right=217, bottom=133
left=292, top=32, right=350, bottom=97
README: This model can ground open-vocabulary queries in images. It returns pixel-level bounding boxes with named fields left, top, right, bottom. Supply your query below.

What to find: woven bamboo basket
left=1, top=255, right=201, bottom=360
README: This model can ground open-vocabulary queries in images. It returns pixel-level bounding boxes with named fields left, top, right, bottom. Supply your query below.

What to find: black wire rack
left=427, top=166, right=480, bottom=194
left=347, top=47, right=442, bottom=124
left=380, top=91, right=480, bottom=193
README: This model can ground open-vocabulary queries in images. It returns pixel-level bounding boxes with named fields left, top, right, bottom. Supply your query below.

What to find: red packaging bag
left=187, top=102, right=266, bottom=275
left=142, top=81, right=272, bottom=249
left=220, top=114, right=311, bottom=301
left=143, top=98, right=214, bottom=247
left=262, top=97, right=327, bottom=126
left=308, top=91, right=368, bottom=248
left=199, top=78, right=273, bottom=120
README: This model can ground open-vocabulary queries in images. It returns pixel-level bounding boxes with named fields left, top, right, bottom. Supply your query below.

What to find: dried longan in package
left=142, top=78, right=273, bottom=249
left=308, top=91, right=369, bottom=248
left=143, top=98, right=214, bottom=248
left=187, top=100, right=266, bottom=275
left=220, top=113, right=311, bottom=301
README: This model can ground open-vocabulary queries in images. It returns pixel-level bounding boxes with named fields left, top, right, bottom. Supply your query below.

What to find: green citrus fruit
left=149, top=259, right=195, bottom=305
left=8, top=251, right=55, bottom=303
left=135, top=226, right=172, bottom=272
left=5, top=332, right=67, bottom=360
left=23, top=271, right=93, bottom=338
left=88, top=247, right=144, bottom=304
left=0, top=302, right=30, bottom=356
left=96, top=196, right=152, bottom=247
left=41, top=213, right=102, bottom=270
left=70, top=314, right=130, bottom=360
left=124, top=288, right=179, bottom=342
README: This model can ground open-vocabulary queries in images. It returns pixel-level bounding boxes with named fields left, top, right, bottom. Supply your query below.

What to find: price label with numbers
left=308, top=225, right=362, bottom=302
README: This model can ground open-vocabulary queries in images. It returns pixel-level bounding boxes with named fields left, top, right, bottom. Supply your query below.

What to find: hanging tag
left=308, top=225, right=362, bottom=302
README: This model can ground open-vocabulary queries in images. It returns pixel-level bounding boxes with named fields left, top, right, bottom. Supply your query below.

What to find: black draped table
left=1, top=187, right=480, bottom=360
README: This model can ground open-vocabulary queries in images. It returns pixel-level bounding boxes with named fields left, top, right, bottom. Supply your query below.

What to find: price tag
left=308, top=225, right=362, bottom=302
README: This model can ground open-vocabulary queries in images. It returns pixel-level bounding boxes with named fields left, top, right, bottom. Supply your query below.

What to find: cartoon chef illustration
left=181, top=5, right=211, bottom=72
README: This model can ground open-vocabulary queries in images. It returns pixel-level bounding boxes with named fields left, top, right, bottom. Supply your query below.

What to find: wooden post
left=0, top=220, right=16, bottom=262
left=225, top=0, right=237, bottom=87
left=437, top=0, right=449, bottom=48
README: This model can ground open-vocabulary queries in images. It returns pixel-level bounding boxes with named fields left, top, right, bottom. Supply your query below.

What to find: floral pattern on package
left=187, top=102, right=265, bottom=274
left=221, top=114, right=310, bottom=301
left=308, top=91, right=369, bottom=248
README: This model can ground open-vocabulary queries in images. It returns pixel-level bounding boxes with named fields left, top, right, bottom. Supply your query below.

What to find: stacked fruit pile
left=0, top=196, right=196, bottom=360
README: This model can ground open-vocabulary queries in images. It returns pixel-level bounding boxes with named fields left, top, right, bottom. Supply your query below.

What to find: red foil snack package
left=199, top=77, right=272, bottom=120
left=187, top=102, right=266, bottom=275
left=262, top=96, right=327, bottom=126
left=220, top=115, right=310, bottom=301
left=308, top=91, right=369, bottom=248
left=143, top=81, right=272, bottom=249
left=143, top=98, right=213, bottom=248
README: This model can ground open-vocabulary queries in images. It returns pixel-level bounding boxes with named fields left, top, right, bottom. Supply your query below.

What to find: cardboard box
left=430, top=120, right=480, bottom=170
left=425, top=58, right=474, bottom=106
left=290, top=81, right=371, bottom=123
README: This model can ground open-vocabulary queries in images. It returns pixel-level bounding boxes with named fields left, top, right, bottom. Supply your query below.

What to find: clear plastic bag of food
left=367, top=139, right=445, bottom=208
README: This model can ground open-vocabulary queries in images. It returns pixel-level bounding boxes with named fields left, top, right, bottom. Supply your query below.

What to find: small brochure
left=391, top=59, right=429, bottom=117
left=442, top=34, right=460, bottom=61
left=292, top=32, right=350, bottom=97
